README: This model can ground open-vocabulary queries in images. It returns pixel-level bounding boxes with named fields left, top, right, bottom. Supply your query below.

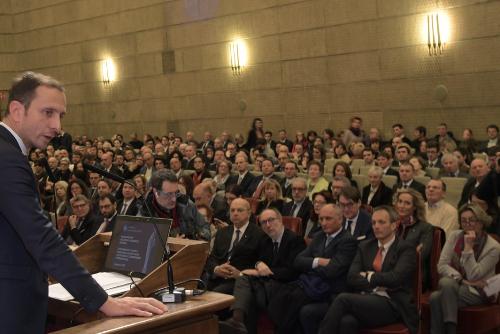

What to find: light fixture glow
left=101, top=58, right=117, bottom=85
left=423, top=11, right=450, bottom=56
left=229, top=39, right=248, bottom=75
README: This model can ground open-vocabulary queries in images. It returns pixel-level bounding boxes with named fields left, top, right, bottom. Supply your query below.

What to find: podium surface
left=53, top=292, right=234, bottom=334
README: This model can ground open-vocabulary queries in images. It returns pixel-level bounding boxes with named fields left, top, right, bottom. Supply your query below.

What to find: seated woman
left=394, top=188, right=434, bottom=290
left=334, top=143, right=351, bottom=164
left=430, top=203, right=500, bottom=334
left=306, top=160, right=329, bottom=200
left=409, top=156, right=427, bottom=177
left=331, top=160, right=358, bottom=189
left=213, top=160, right=232, bottom=192
left=304, top=190, right=333, bottom=239
left=255, top=179, right=285, bottom=216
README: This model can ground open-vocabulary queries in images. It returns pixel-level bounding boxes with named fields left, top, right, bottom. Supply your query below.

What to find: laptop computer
left=49, top=215, right=172, bottom=301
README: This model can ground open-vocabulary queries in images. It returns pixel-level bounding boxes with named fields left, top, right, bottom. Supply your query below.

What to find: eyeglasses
left=72, top=203, right=88, bottom=209
left=339, top=201, right=355, bottom=209
left=260, top=217, right=278, bottom=225
left=156, top=190, right=180, bottom=199
left=460, top=218, right=479, bottom=225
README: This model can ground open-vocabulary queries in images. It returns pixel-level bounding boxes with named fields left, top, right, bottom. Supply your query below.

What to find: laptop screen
left=104, top=215, right=172, bottom=276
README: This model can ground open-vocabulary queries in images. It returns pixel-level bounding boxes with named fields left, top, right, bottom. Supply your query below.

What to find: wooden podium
left=48, top=233, right=233, bottom=333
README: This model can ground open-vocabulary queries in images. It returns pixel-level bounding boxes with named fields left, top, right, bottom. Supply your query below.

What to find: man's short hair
left=399, top=162, right=415, bottom=171
left=415, top=126, right=427, bottom=136
left=441, top=152, right=457, bottom=165
left=372, top=205, right=399, bottom=223
left=150, top=169, right=178, bottom=190
left=432, top=179, right=447, bottom=192
left=7, top=71, right=64, bottom=116
left=487, top=124, right=499, bottom=132
left=340, top=186, right=361, bottom=202
left=397, top=143, right=412, bottom=154
left=332, top=175, right=351, bottom=187
left=99, top=193, right=117, bottom=205
left=259, top=207, right=283, bottom=222
left=427, top=140, right=439, bottom=150
left=392, top=123, right=403, bottom=129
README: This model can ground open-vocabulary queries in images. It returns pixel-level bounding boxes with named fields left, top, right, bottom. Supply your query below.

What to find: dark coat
left=361, top=182, right=394, bottom=208
left=0, top=126, right=108, bottom=333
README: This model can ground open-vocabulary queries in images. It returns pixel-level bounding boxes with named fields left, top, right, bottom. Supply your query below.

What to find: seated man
left=281, top=177, right=313, bottom=234
left=219, top=208, right=306, bottom=334
left=61, top=194, right=101, bottom=245
left=193, top=181, right=228, bottom=221
left=425, top=179, right=459, bottom=237
left=339, top=186, right=374, bottom=242
left=138, top=169, right=210, bottom=241
left=266, top=204, right=357, bottom=334
left=205, top=198, right=267, bottom=294
left=394, top=162, right=426, bottom=200
left=439, top=153, right=471, bottom=178
left=318, top=205, right=418, bottom=334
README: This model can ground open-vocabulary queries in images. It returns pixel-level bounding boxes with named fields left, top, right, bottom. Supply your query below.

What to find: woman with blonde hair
left=255, top=179, right=284, bottom=216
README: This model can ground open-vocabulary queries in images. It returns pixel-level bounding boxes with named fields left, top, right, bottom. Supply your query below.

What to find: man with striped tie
left=318, top=205, right=418, bottom=334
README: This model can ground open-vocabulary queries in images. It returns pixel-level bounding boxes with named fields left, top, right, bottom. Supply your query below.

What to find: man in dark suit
left=193, top=182, right=229, bottom=221
left=266, top=204, right=357, bottom=334
left=0, top=72, right=165, bottom=333
left=394, top=162, right=426, bottom=200
left=361, top=166, right=393, bottom=208
left=281, top=177, right=313, bottom=235
left=205, top=198, right=267, bottom=294
left=278, top=129, right=294, bottom=152
left=219, top=208, right=306, bottom=334
left=438, top=153, right=471, bottom=178
left=96, top=194, right=118, bottom=233
left=61, top=194, right=102, bottom=245
left=426, top=141, right=442, bottom=169
left=227, top=152, right=256, bottom=197
left=377, top=151, right=400, bottom=178
left=458, top=158, right=490, bottom=207
left=339, top=186, right=374, bottom=242
left=248, top=158, right=283, bottom=197
left=100, top=151, right=124, bottom=178
left=117, top=181, right=140, bottom=216
left=318, top=205, right=418, bottom=334
left=280, top=160, right=298, bottom=199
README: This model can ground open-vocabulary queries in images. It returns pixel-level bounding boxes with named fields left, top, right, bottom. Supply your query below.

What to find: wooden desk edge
left=52, top=292, right=234, bottom=334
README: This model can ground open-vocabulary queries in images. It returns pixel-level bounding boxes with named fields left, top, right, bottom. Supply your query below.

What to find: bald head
left=230, top=198, right=251, bottom=227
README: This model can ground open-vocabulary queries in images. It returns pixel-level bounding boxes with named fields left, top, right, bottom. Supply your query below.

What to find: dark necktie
left=228, top=229, right=241, bottom=259
left=273, top=241, right=279, bottom=258
left=346, top=220, right=353, bottom=234
left=120, top=202, right=128, bottom=215
left=290, top=203, right=297, bottom=217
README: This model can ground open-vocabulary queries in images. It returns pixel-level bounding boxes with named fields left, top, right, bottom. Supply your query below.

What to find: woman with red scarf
left=429, top=204, right=500, bottom=334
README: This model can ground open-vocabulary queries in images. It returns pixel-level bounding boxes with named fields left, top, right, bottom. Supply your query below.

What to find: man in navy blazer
left=266, top=204, right=357, bottom=334
left=318, top=205, right=418, bottom=334
left=0, top=72, right=165, bottom=333
left=339, top=186, right=374, bottom=242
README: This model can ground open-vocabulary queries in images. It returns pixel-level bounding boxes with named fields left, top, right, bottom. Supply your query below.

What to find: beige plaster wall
left=0, top=0, right=499, bottom=141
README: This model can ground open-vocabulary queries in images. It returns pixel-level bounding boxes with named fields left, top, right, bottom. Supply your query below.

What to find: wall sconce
left=229, top=39, right=248, bottom=76
left=101, top=58, right=116, bottom=85
left=426, top=12, right=450, bottom=56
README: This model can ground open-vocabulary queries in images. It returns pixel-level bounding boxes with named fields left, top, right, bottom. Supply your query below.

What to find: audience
left=32, top=119, right=500, bottom=333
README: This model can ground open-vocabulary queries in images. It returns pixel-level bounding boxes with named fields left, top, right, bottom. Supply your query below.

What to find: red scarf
left=152, top=196, right=179, bottom=229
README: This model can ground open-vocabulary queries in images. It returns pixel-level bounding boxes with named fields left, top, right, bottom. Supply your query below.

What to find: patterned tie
left=372, top=246, right=384, bottom=272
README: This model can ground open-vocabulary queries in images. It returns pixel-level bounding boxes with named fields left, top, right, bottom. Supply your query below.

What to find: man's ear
left=8, top=100, right=26, bottom=123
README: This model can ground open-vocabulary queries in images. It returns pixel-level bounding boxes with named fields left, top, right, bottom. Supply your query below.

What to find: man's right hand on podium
left=99, top=296, right=168, bottom=317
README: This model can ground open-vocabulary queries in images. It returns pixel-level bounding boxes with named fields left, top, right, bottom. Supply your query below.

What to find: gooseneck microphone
left=82, top=162, right=178, bottom=301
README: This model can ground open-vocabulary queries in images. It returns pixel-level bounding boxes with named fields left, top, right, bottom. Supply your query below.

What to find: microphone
left=82, top=162, right=127, bottom=185
left=39, top=157, right=57, bottom=183
left=83, top=162, right=180, bottom=302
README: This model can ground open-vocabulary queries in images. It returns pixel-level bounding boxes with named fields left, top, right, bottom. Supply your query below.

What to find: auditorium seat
left=324, top=158, right=340, bottom=175
left=382, top=175, right=398, bottom=189
left=440, top=177, right=468, bottom=208
left=282, top=216, right=302, bottom=236
left=425, top=167, right=440, bottom=179
left=359, top=249, right=422, bottom=334
left=350, top=159, right=364, bottom=175
left=352, top=174, right=368, bottom=194
left=414, top=175, right=431, bottom=186
left=359, top=165, right=371, bottom=175
left=421, top=234, right=500, bottom=334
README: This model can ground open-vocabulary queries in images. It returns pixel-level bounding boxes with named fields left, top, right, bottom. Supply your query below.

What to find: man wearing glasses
left=282, top=177, right=313, bottom=235
left=219, top=208, right=305, bottom=333
left=339, top=186, right=374, bottom=242
left=61, top=194, right=101, bottom=245
left=138, top=169, right=210, bottom=241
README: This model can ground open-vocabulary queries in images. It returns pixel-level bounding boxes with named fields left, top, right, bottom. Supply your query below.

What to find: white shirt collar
left=0, top=122, right=28, bottom=156
left=378, top=234, right=396, bottom=250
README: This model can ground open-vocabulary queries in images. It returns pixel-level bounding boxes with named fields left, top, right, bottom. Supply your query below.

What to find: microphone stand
left=82, top=163, right=180, bottom=302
